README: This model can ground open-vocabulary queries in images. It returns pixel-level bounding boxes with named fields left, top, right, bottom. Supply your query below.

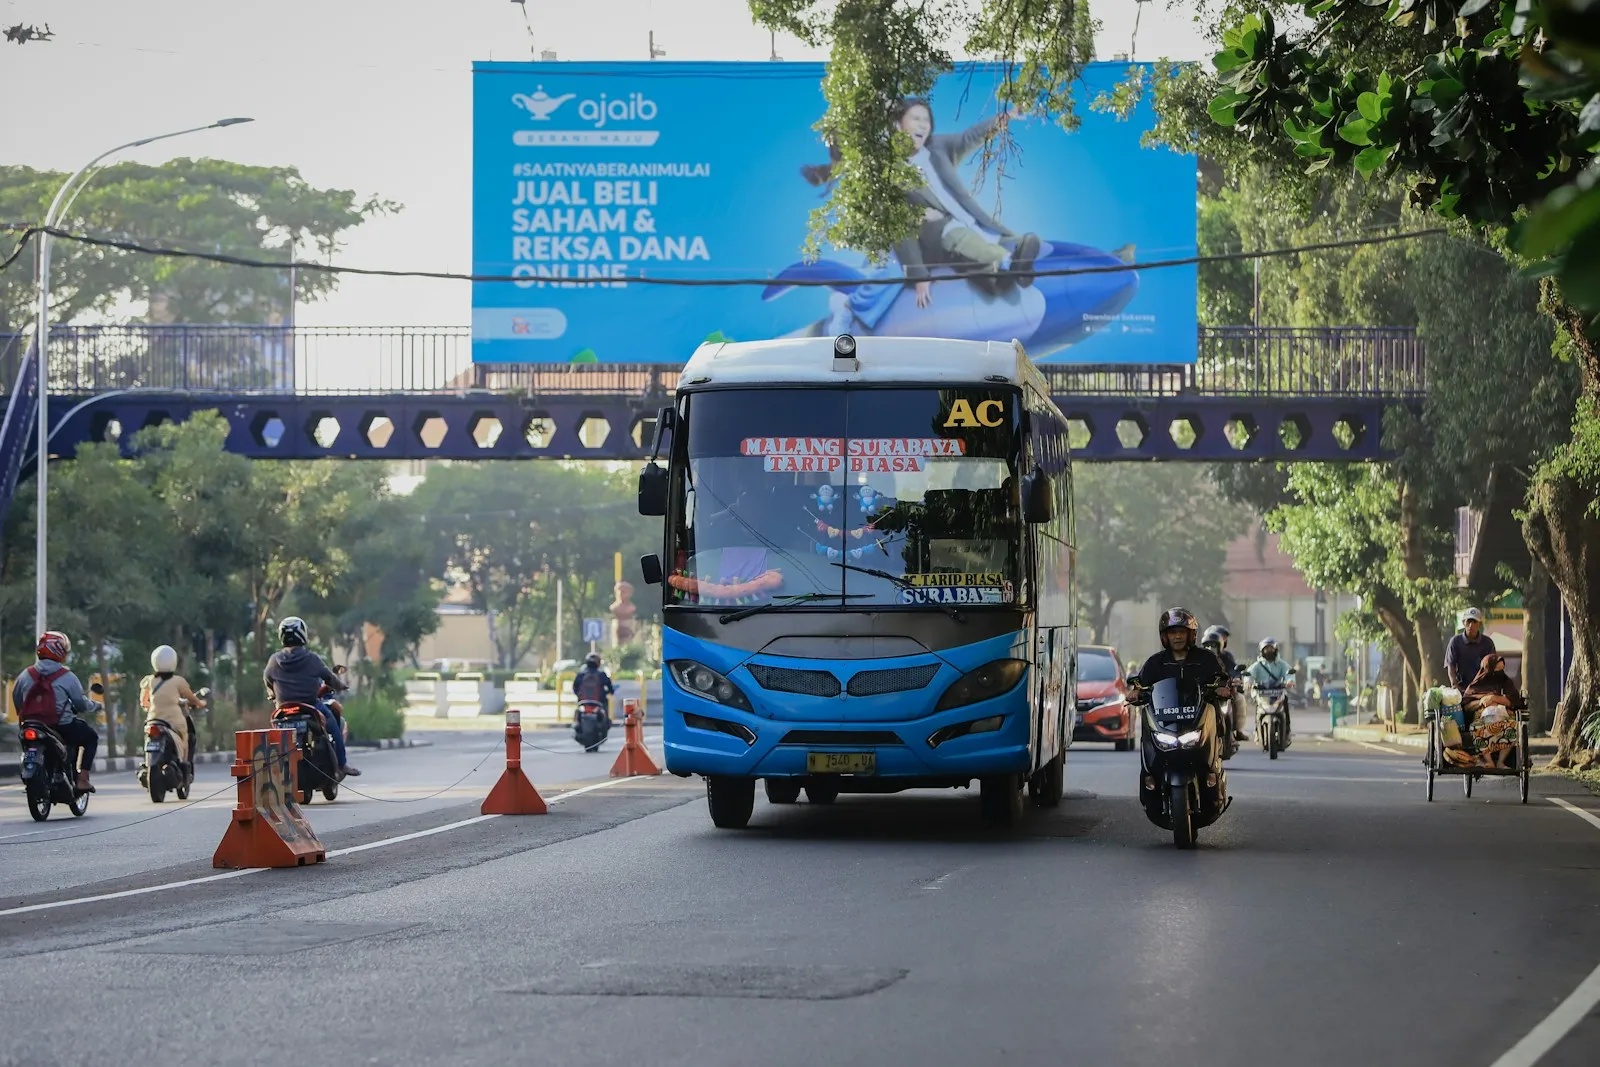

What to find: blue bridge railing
left=0, top=324, right=1426, bottom=401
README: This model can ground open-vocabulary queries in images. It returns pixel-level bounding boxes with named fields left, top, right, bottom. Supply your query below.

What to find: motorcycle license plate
left=146, top=741, right=162, bottom=753
left=807, top=752, right=875, bottom=775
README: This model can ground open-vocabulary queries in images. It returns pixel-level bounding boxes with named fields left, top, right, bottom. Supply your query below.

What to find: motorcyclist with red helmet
left=10, top=631, right=99, bottom=793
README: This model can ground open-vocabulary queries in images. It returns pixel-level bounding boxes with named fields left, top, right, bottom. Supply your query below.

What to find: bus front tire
left=981, top=774, right=1025, bottom=826
left=1030, top=753, right=1065, bottom=808
left=764, top=779, right=802, bottom=804
left=706, top=777, right=756, bottom=829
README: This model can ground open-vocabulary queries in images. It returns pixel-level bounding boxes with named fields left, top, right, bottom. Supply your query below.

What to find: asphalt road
left=2, top=731, right=1598, bottom=1067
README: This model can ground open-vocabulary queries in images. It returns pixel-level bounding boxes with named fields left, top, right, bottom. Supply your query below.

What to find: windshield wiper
left=718, top=592, right=871, bottom=624
left=830, top=562, right=965, bottom=622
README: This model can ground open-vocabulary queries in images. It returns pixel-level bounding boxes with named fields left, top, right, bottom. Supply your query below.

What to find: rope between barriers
left=0, top=772, right=255, bottom=845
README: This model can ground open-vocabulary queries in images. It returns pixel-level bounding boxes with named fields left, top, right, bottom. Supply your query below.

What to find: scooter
left=16, top=683, right=103, bottom=822
left=270, top=703, right=341, bottom=804
left=138, top=688, right=209, bottom=803
left=1254, top=668, right=1298, bottom=760
left=574, top=700, right=611, bottom=752
left=1130, top=675, right=1231, bottom=849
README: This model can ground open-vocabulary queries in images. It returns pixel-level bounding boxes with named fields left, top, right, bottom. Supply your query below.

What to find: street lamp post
left=33, top=117, right=253, bottom=637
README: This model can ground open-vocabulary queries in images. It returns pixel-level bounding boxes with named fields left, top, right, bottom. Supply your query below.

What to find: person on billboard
left=889, top=98, right=1042, bottom=305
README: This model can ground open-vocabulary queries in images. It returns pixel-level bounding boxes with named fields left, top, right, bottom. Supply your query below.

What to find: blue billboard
left=471, top=61, right=1197, bottom=364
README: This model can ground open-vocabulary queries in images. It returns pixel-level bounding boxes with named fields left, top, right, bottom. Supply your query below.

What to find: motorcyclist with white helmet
left=1247, top=637, right=1295, bottom=741
left=140, top=644, right=206, bottom=766
left=263, top=616, right=359, bottom=778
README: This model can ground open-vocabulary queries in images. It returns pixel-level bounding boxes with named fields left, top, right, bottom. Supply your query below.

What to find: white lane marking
left=1548, top=796, right=1600, bottom=833
left=1487, top=798, right=1600, bottom=1066
left=0, top=776, right=638, bottom=918
left=1231, top=775, right=1423, bottom=784
left=1355, top=741, right=1408, bottom=756
left=1488, top=958, right=1600, bottom=1067
left=921, top=865, right=973, bottom=891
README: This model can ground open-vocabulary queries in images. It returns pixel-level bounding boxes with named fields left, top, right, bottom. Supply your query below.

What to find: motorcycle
left=270, top=703, right=341, bottom=804
left=138, top=687, right=209, bottom=803
left=1253, top=668, right=1298, bottom=760
left=1130, top=675, right=1231, bottom=849
left=16, top=683, right=103, bottom=822
left=574, top=700, right=611, bottom=752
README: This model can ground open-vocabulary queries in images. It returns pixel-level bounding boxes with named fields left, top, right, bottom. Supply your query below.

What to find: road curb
left=348, top=737, right=429, bottom=750
left=1332, top=724, right=1558, bottom=754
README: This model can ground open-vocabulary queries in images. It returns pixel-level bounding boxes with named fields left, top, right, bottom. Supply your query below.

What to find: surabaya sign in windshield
left=667, top=387, right=1022, bottom=610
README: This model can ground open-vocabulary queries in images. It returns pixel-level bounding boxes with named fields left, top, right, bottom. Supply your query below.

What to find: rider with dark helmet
left=1201, top=624, right=1247, bottom=741
left=573, top=652, right=615, bottom=720
left=263, top=616, right=359, bottom=778
left=1136, top=608, right=1232, bottom=694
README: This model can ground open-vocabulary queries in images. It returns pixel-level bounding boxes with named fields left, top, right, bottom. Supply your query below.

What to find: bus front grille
left=746, top=664, right=842, bottom=697
left=846, top=664, right=941, bottom=697
left=781, top=730, right=905, bottom=746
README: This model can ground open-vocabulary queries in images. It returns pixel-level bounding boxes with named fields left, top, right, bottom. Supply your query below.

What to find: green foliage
left=0, top=158, right=397, bottom=329
left=748, top=1, right=1096, bottom=261
left=341, top=692, right=405, bottom=742
left=408, top=462, right=660, bottom=669
left=1072, top=464, right=1248, bottom=641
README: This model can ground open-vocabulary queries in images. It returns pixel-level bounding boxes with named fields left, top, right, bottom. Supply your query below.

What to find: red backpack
left=19, top=666, right=63, bottom=727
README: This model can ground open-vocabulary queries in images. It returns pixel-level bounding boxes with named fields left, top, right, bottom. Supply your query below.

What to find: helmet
left=1259, top=637, right=1279, bottom=657
left=1202, top=625, right=1230, bottom=647
left=151, top=645, right=178, bottom=673
left=585, top=652, right=602, bottom=668
left=1158, top=607, right=1198, bottom=649
left=1462, top=607, right=1484, bottom=625
left=278, top=616, right=308, bottom=647
left=36, top=631, right=71, bottom=662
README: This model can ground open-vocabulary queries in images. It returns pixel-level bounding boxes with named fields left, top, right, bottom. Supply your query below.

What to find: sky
left=0, top=0, right=1212, bottom=328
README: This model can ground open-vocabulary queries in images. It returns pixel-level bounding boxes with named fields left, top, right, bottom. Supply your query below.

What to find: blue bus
left=637, top=334, right=1077, bottom=828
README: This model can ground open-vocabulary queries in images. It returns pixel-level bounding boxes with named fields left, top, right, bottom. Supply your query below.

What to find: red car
left=1072, top=645, right=1136, bottom=750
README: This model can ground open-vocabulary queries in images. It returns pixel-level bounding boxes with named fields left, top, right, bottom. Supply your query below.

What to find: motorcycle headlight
left=1152, top=731, right=1180, bottom=750
left=1177, top=730, right=1203, bottom=748
left=668, top=660, right=753, bottom=713
left=935, top=659, right=1028, bottom=713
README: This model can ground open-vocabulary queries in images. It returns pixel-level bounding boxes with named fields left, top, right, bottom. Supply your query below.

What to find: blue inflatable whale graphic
left=761, top=239, right=1139, bottom=360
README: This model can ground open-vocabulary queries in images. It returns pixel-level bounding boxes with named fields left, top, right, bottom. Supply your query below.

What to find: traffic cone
left=609, top=699, right=662, bottom=777
left=482, top=710, right=547, bottom=815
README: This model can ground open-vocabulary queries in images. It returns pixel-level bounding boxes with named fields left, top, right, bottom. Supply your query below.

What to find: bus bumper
left=661, top=691, right=1034, bottom=782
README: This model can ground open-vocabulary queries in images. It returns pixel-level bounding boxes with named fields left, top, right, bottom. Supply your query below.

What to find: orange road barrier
left=481, top=710, right=548, bottom=815
left=609, top=699, right=662, bottom=778
left=213, top=729, right=327, bottom=869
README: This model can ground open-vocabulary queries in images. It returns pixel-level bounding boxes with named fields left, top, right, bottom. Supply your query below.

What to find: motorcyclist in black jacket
left=263, top=616, right=359, bottom=778
left=1136, top=608, right=1234, bottom=697
left=1202, top=624, right=1248, bottom=742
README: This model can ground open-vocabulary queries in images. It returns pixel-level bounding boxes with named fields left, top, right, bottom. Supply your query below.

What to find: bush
left=342, top=693, right=405, bottom=742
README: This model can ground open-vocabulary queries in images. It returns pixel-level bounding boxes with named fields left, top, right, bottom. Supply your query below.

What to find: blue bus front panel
left=661, top=628, right=1037, bottom=783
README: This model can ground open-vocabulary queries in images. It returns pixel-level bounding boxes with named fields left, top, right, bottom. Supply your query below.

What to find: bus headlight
left=668, top=660, right=754, bottom=713
left=934, top=659, right=1028, bottom=713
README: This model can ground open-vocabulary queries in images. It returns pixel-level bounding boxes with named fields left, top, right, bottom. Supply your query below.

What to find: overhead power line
left=0, top=223, right=1449, bottom=289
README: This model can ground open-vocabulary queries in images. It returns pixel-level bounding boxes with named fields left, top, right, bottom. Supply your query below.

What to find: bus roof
left=678, top=336, right=1051, bottom=393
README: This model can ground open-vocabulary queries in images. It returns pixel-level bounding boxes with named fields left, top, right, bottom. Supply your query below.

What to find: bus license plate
left=807, top=752, right=875, bottom=775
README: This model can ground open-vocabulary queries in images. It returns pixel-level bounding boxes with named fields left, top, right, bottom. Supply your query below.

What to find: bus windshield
left=668, top=387, right=1021, bottom=611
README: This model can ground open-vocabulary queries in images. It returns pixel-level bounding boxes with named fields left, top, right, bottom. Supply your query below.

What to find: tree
left=0, top=159, right=398, bottom=330
left=1073, top=464, right=1247, bottom=643
left=1201, top=0, right=1600, bottom=764
left=410, top=462, right=658, bottom=669
left=748, top=0, right=1096, bottom=260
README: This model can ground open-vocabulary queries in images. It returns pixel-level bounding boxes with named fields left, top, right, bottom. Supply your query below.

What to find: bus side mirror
left=641, top=554, right=664, bottom=586
left=638, top=462, right=668, bottom=517
left=1023, top=467, right=1054, bottom=524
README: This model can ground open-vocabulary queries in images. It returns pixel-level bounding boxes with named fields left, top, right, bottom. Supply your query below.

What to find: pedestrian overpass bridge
left=1, top=323, right=1424, bottom=520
